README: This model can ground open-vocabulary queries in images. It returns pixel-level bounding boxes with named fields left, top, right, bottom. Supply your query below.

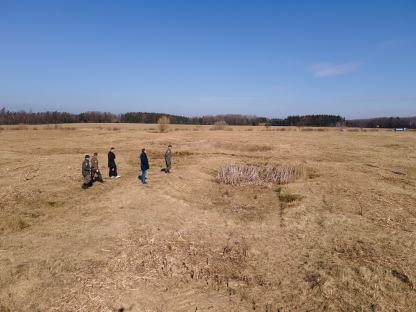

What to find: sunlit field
left=1, top=124, right=415, bottom=311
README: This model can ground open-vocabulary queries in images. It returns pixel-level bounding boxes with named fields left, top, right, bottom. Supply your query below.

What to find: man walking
left=91, top=152, right=104, bottom=182
left=81, top=155, right=93, bottom=189
left=164, top=144, right=172, bottom=173
left=108, top=147, right=120, bottom=179
left=140, top=148, right=149, bottom=184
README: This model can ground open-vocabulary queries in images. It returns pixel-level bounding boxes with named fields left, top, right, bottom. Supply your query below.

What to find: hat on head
left=85, top=154, right=90, bottom=158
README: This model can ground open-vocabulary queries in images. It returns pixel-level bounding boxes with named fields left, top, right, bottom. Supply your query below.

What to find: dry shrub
left=211, top=120, right=228, bottom=130
left=32, top=127, right=38, bottom=130
left=0, top=126, right=4, bottom=131
left=217, top=163, right=303, bottom=186
left=158, top=116, right=170, bottom=133
left=112, top=127, right=121, bottom=131
left=246, top=128, right=253, bottom=131
left=276, top=188, right=302, bottom=203
left=347, top=128, right=360, bottom=132
left=300, top=127, right=314, bottom=132
left=215, top=142, right=272, bottom=152
left=275, top=127, right=287, bottom=131
left=11, top=125, right=29, bottom=130
left=0, top=216, right=29, bottom=233
left=315, top=128, right=328, bottom=132
left=59, top=126, right=76, bottom=131
left=245, top=144, right=272, bottom=152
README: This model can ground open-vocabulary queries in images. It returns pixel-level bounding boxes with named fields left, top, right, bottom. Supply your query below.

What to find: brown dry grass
left=217, top=163, right=302, bottom=186
left=0, top=123, right=415, bottom=311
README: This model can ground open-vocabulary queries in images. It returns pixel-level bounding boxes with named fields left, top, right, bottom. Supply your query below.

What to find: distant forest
left=0, top=108, right=415, bottom=128
left=346, top=116, right=416, bottom=129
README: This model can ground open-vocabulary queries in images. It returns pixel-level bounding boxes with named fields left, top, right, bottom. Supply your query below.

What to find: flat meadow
left=0, top=123, right=415, bottom=311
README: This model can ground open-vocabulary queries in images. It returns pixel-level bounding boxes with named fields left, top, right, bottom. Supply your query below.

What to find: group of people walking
left=81, top=145, right=172, bottom=189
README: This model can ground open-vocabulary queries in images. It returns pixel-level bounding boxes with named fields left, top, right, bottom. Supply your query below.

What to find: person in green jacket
left=81, top=155, right=92, bottom=189
left=164, top=145, right=172, bottom=173
left=90, top=152, right=104, bottom=183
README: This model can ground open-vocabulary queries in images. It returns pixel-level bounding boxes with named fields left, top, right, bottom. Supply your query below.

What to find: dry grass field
left=0, top=124, right=415, bottom=311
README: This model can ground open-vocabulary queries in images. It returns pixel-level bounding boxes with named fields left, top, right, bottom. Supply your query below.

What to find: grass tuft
left=217, top=163, right=303, bottom=186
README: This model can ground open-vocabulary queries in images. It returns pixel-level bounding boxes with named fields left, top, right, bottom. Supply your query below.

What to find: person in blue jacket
left=139, top=148, right=149, bottom=184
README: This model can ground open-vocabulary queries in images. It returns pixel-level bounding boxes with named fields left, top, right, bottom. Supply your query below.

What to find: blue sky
left=1, top=0, right=415, bottom=118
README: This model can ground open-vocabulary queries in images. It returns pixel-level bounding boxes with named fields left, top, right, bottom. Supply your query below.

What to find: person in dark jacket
left=139, top=148, right=149, bottom=184
left=81, top=155, right=93, bottom=189
left=108, top=147, right=120, bottom=179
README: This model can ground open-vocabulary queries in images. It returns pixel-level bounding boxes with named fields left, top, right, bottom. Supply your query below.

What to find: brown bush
left=215, top=142, right=272, bottom=152
left=59, top=126, right=76, bottom=131
left=217, top=163, right=303, bottom=186
left=10, top=125, right=29, bottom=130
left=0, top=216, right=29, bottom=233
left=210, top=120, right=228, bottom=130
left=158, top=116, right=170, bottom=133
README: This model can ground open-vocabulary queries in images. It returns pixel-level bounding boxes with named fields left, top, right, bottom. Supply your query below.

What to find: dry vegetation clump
left=210, top=120, right=228, bottom=130
left=158, top=116, right=170, bottom=133
left=275, top=186, right=302, bottom=203
left=215, top=142, right=273, bottom=153
left=59, top=126, right=76, bottom=131
left=10, top=125, right=29, bottom=130
left=300, top=127, right=314, bottom=131
left=217, top=163, right=303, bottom=186
left=106, top=126, right=121, bottom=131
left=0, top=216, right=29, bottom=232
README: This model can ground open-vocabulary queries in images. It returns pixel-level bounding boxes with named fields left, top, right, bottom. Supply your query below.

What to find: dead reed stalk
left=217, top=163, right=303, bottom=186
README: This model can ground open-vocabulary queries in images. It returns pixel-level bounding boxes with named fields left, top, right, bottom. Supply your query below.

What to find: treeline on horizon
left=0, top=108, right=415, bottom=128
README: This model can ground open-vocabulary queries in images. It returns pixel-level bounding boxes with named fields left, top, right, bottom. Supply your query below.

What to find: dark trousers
left=92, top=170, right=103, bottom=182
left=109, top=165, right=117, bottom=177
left=165, top=160, right=171, bottom=173
left=82, top=174, right=92, bottom=189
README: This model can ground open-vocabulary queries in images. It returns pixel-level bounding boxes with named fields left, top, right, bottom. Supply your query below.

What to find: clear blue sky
left=1, top=0, right=415, bottom=118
